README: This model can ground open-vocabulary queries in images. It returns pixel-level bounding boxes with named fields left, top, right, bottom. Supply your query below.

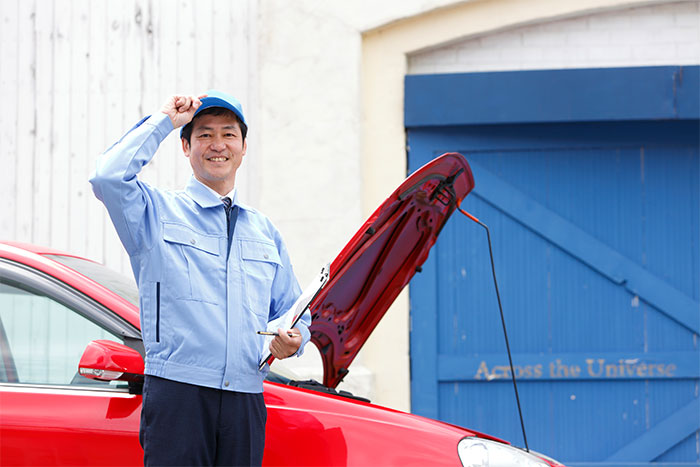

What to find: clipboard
left=258, top=263, right=330, bottom=370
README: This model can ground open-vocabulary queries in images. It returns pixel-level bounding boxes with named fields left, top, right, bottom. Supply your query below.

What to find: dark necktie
left=221, top=197, right=238, bottom=259
left=222, top=197, right=233, bottom=230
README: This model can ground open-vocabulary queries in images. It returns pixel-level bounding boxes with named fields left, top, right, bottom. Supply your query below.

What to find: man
left=90, top=90, right=310, bottom=466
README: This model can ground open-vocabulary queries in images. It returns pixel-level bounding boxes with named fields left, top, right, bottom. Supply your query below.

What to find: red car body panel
left=264, top=382, right=486, bottom=466
left=1, top=387, right=143, bottom=466
left=0, top=154, right=564, bottom=466
left=1, top=381, right=486, bottom=466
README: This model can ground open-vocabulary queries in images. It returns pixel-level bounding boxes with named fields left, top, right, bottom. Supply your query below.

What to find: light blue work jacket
left=90, top=113, right=309, bottom=393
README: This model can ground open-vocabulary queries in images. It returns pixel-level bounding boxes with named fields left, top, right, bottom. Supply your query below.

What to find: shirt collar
left=185, top=176, right=254, bottom=211
left=201, top=180, right=236, bottom=202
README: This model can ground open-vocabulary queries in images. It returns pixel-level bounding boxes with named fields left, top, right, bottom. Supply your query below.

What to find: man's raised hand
left=160, top=94, right=207, bottom=129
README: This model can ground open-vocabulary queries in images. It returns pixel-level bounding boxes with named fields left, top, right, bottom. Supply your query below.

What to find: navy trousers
left=139, top=375, right=267, bottom=467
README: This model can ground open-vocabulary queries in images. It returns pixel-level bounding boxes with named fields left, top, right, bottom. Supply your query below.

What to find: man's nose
left=210, top=136, right=226, bottom=151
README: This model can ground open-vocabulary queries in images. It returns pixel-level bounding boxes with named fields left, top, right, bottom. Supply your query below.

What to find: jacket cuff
left=294, top=322, right=311, bottom=358
left=146, top=113, right=175, bottom=139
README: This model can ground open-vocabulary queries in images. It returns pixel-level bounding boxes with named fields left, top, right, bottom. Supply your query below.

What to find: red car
left=0, top=154, right=564, bottom=466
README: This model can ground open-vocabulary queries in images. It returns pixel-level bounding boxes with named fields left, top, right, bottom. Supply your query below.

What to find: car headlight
left=458, top=437, right=550, bottom=467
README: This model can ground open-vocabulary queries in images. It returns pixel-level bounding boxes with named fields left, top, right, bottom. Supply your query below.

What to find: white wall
left=409, top=1, right=700, bottom=74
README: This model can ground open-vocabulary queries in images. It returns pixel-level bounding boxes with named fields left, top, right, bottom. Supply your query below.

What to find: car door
left=0, top=259, right=143, bottom=466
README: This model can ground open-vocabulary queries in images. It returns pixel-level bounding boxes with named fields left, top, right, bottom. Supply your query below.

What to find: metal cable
left=457, top=205, right=530, bottom=452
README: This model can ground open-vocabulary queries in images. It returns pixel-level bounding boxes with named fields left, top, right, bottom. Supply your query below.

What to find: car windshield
left=44, top=255, right=140, bottom=306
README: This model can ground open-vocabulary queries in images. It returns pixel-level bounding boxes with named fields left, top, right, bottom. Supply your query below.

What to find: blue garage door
left=406, top=67, right=699, bottom=465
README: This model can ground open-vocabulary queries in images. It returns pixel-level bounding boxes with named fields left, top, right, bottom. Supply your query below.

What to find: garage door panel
left=464, top=147, right=647, bottom=260
left=454, top=153, right=698, bottom=334
left=438, top=380, right=527, bottom=444
left=436, top=198, right=555, bottom=354
left=424, top=131, right=700, bottom=297
left=647, top=381, right=699, bottom=430
left=434, top=208, right=500, bottom=354
left=656, top=431, right=697, bottom=463
left=407, top=68, right=699, bottom=465
left=607, top=395, right=700, bottom=462
left=548, top=380, right=648, bottom=461
left=439, top=380, right=652, bottom=461
left=446, top=202, right=645, bottom=354
left=409, top=122, right=699, bottom=463
left=472, top=160, right=696, bottom=334
left=433, top=154, right=696, bottom=354
left=436, top=196, right=509, bottom=353
left=645, top=301, right=697, bottom=352
left=644, top=146, right=700, bottom=298
left=548, top=249, right=645, bottom=353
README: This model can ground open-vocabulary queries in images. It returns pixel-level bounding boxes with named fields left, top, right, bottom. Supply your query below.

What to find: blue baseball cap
left=180, top=89, right=247, bottom=137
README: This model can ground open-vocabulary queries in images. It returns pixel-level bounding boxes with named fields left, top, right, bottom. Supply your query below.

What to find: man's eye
left=199, top=134, right=211, bottom=138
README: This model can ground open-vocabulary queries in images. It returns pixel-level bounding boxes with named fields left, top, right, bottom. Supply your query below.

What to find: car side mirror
left=78, top=339, right=145, bottom=383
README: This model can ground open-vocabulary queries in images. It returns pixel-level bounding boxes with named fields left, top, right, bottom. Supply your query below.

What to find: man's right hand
left=160, top=94, right=207, bottom=129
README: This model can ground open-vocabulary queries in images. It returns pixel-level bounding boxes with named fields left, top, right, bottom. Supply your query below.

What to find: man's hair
left=181, top=107, right=248, bottom=144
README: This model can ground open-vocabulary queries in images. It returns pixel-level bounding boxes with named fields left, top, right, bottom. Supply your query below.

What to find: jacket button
left=190, top=239, right=196, bottom=245
left=224, top=381, right=229, bottom=387
left=263, top=254, right=269, bottom=259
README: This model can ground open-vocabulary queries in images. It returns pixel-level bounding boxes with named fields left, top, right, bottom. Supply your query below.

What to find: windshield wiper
left=288, top=379, right=370, bottom=403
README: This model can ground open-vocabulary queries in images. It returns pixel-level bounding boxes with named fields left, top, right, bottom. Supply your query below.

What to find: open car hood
left=310, top=153, right=475, bottom=388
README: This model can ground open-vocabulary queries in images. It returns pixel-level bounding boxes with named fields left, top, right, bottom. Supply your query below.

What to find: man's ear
left=242, top=138, right=247, bottom=157
left=181, top=137, right=190, bottom=157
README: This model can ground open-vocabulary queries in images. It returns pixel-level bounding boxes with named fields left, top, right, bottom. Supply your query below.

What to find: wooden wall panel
left=1, top=0, right=19, bottom=246
left=0, top=0, right=255, bottom=277
left=15, top=0, right=36, bottom=244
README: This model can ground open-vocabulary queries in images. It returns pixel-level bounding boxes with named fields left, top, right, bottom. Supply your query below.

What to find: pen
left=257, top=331, right=301, bottom=338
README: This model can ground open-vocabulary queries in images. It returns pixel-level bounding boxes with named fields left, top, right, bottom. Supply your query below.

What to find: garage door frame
left=405, top=65, right=700, bottom=465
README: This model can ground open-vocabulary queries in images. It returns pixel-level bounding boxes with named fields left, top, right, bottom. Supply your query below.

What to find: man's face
left=182, top=112, right=247, bottom=195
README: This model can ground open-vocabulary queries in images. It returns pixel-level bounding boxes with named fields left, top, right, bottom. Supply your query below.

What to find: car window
left=44, top=255, right=139, bottom=306
left=0, top=279, right=121, bottom=387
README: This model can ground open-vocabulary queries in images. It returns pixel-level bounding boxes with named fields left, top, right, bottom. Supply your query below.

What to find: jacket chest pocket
left=163, top=223, right=223, bottom=304
left=240, top=240, right=281, bottom=318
